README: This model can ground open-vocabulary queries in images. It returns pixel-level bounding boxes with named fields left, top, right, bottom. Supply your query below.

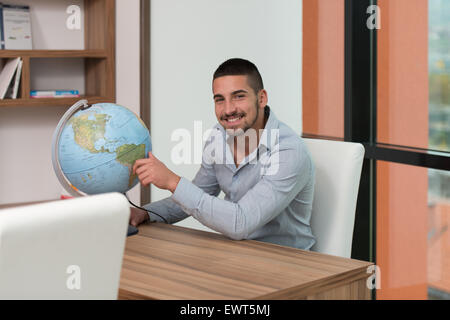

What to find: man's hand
left=129, top=207, right=149, bottom=227
left=132, top=152, right=181, bottom=193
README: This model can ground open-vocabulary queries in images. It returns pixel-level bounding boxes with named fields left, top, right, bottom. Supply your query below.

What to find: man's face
left=213, top=75, right=262, bottom=135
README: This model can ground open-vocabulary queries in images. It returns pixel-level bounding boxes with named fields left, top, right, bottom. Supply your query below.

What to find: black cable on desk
left=127, top=198, right=168, bottom=224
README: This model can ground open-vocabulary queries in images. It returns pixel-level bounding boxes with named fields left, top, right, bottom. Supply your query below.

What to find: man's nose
left=224, top=99, right=237, bottom=115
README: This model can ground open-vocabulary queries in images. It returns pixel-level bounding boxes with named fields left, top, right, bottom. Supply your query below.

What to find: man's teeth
left=227, top=116, right=242, bottom=122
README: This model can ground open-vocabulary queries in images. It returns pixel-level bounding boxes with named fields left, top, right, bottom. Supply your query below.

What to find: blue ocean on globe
left=58, top=103, right=151, bottom=195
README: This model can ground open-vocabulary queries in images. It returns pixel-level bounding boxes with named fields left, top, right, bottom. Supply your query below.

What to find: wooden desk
left=119, top=223, right=373, bottom=300
left=0, top=200, right=52, bottom=209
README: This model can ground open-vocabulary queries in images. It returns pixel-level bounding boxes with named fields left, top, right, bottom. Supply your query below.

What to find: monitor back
left=0, top=193, right=130, bottom=299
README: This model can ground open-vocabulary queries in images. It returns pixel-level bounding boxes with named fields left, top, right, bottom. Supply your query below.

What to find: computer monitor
left=0, top=193, right=130, bottom=299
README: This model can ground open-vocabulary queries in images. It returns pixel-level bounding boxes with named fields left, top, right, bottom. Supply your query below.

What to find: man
left=130, top=58, right=316, bottom=250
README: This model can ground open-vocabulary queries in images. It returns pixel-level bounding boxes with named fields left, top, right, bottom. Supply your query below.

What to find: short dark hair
left=213, top=58, right=264, bottom=94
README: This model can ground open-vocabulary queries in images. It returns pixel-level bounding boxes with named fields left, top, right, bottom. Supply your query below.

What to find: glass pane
left=429, top=0, right=450, bottom=152
left=376, top=160, right=450, bottom=300
left=377, top=0, right=450, bottom=152
left=428, top=168, right=450, bottom=299
left=302, top=0, right=344, bottom=138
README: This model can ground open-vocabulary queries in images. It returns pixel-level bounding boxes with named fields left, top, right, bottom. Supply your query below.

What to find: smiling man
left=130, top=58, right=316, bottom=250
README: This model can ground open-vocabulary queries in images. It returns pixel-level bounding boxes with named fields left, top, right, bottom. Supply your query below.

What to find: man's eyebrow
left=213, top=90, right=248, bottom=100
left=231, top=90, right=248, bottom=95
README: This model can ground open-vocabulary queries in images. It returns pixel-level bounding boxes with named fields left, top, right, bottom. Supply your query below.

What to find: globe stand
left=51, top=99, right=93, bottom=198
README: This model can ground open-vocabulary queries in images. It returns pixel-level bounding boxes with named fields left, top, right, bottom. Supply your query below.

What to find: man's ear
left=258, top=89, right=268, bottom=108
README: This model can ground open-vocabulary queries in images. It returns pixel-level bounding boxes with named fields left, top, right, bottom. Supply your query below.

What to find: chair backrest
left=0, top=193, right=129, bottom=299
left=303, top=138, right=365, bottom=258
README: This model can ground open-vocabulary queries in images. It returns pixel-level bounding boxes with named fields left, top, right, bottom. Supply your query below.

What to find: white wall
left=150, top=0, right=303, bottom=231
left=0, top=0, right=141, bottom=204
left=116, top=0, right=141, bottom=204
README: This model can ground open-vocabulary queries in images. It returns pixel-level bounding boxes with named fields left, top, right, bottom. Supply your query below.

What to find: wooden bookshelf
left=0, top=0, right=115, bottom=107
left=0, top=96, right=111, bottom=107
left=0, top=50, right=109, bottom=58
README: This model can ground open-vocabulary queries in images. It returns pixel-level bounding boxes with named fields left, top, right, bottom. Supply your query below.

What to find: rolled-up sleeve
left=171, top=145, right=312, bottom=240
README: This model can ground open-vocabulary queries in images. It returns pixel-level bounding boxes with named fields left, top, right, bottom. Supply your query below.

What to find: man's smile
left=222, top=113, right=245, bottom=126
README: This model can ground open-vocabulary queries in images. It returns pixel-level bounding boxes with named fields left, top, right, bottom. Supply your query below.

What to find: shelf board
left=0, top=96, right=114, bottom=107
left=0, top=50, right=108, bottom=58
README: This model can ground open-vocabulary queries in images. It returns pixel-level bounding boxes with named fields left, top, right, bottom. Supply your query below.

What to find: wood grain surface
left=0, top=96, right=112, bottom=107
left=119, top=223, right=373, bottom=300
left=0, top=50, right=108, bottom=58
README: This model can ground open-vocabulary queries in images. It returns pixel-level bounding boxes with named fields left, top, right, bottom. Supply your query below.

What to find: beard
left=224, top=102, right=259, bottom=137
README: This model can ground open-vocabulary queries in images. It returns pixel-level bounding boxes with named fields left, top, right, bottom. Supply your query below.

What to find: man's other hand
left=129, top=207, right=149, bottom=227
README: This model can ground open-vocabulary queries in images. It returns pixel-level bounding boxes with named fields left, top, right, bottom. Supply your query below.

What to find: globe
left=52, top=101, right=151, bottom=196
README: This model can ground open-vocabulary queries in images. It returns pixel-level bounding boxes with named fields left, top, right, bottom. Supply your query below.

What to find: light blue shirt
left=144, top=106, right=316, bottom=250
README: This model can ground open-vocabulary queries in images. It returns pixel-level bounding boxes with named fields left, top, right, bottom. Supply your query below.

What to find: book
left=2, top=4, right=32, bottom=50
left=0, top=4, right=5, bottom=49
left=31, top=94, right=80, bottom=99
left=11, top=58, right=23, bottom=99
left=4, top=57, right=22, bottom=99
left=0, top=57, right=20, bottom=99
left=30, top=90, right=80, bottom=97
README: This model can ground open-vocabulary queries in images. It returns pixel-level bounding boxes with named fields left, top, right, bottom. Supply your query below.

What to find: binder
left=2, top=4, right=32, bottom=50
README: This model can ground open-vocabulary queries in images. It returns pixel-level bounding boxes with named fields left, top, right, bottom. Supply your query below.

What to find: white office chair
left=303, top=138, right=365, bottom=258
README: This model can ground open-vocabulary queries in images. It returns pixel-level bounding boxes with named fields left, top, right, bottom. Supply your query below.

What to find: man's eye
left=215, top=98, right=224, bottom=103
left=234, top=95, right=245, bottom=99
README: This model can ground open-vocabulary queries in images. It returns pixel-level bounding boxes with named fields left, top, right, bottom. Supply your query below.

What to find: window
left=375, top=0, right=450, bottom=299
left=303, top=0, right=450, bottom=300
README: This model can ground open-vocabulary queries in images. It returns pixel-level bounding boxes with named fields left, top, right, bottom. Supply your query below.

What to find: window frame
left=303, top=0, right=450, bottom=299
